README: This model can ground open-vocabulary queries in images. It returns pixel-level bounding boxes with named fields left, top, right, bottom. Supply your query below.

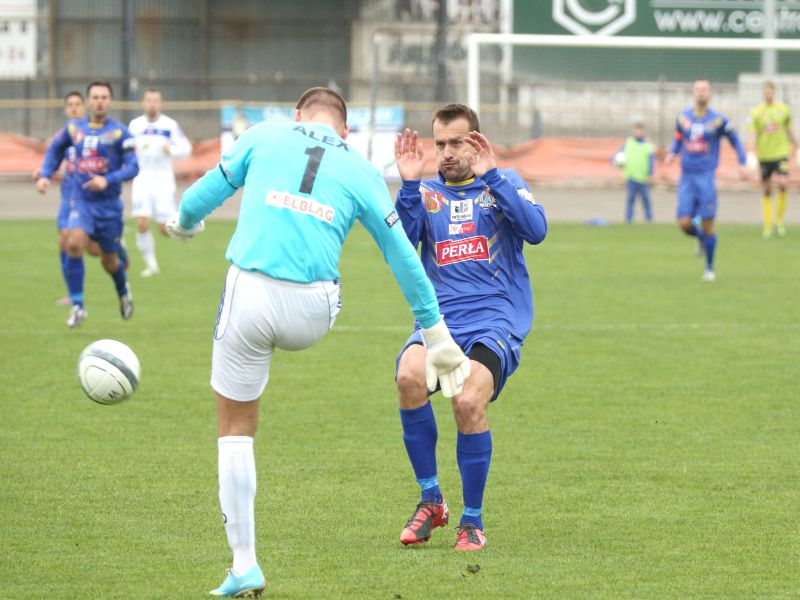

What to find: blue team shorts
left=395, top=326, right=522, bottom=401
left=676, top=170, right=717, bottom=219
left=66, top=197, right=125, bottom=253
left=56, top=179, right=75, bottom=230
left=56, top=197, right=71, bottom=231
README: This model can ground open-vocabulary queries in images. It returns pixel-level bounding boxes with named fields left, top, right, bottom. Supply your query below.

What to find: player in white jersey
left=128, top=88, right=191, bottom=277
left=165, top=87, right=470, bottom=598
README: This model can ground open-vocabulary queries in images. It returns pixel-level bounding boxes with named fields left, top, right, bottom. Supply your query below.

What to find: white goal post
left=466, top=33, right=800, bottom=111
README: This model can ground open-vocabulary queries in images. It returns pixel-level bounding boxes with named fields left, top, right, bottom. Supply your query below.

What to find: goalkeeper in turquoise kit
left=167, top=88, right=470, bottom=597
left=613, top=122, right=655, bottom=223
left=393, top=104, right=547, bottom=551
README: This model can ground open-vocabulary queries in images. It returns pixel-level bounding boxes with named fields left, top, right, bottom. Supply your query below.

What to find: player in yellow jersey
left=747, top=81, right=798, bottom=238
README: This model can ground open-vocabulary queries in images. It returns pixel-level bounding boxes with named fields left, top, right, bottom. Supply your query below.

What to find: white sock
left=218, top=436, right=258, bottom=575
left=135, top=231, right=159, bottom=271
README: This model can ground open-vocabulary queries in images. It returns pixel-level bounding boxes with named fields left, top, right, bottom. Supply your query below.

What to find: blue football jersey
left=669, top=108, right=746, bottom=172
left=396, top=168, right=547, bottom=341
left=41, top=117, right=139, bottom=213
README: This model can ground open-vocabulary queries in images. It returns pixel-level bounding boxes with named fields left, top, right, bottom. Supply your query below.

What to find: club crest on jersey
left=436, top=235, right=489, bottom=266
left=448, top=222, right=476, bottom=235
left=474, top=188, right=496, bottom=210
left=423, top=189, right=443, bottom=213
left=99, top=130, right=117, bottom=145
left=450, top=199, right=473, bottom=222
left=83, top=135, right=99, bottom=151
left=265, top=190, right=335, bottom=224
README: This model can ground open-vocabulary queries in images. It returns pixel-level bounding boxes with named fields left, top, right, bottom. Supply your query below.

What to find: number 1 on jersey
left=300, top=146, right=325, bottom=194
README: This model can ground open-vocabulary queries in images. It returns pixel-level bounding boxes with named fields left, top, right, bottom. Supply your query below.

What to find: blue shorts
left=66, top=198, right=125, bottom=253
left=56, top=197, right=71, bottom=231
left=56, top=178, right=75, bottom=230
left=677, top=170, right=717, bottom=219
left=395, top=326, right=522, bottom=401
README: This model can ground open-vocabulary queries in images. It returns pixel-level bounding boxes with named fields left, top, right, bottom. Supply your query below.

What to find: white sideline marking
left=6, top=322, right=799, bottom=337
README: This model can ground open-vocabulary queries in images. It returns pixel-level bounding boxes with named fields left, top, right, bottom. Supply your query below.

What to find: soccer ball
left=77, top=339, right=140, bottom=405
left=612, top=151, right=627, bottom=167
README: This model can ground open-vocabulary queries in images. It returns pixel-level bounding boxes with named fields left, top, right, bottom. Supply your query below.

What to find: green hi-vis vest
left=623, top=137, right=655, bottom=184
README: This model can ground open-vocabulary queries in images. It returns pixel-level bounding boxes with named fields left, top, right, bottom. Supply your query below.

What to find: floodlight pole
left=762, top=0, right=777, bottom=76
left=367, top=31, right=383, bottom=163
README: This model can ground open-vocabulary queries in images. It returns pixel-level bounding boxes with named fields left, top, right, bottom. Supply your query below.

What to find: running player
left=747, top=81, right=798, bottom=238
left=128, top=88, right=191, bottom=276
left=37, top=93, right=124, bottom=306
left=393, top=104, right=547, bottom=551
left=665, top=80, right=748, bottom=282
left=34, top=91, right=86, bottom=305
left=36, top=81, right=139, bottom=327
left=165, top=87, right=469, bottom=597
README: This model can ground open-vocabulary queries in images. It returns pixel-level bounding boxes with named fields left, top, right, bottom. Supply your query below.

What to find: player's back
left=226, top=121, right=391, bottom=283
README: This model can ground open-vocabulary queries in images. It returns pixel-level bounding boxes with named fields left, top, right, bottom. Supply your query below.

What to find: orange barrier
left=0, top=133, right=788, bottom=189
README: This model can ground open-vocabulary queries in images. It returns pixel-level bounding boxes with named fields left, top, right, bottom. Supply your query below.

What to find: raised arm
left=394, top=128, right=426, bottom=246
left=464, top=131, right=547, bottom=245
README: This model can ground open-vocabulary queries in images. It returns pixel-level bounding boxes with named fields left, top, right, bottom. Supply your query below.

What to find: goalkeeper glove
left=421, top=318, right=471, bottom=398
left=746, top=152, right=759, bottom=173
left=165, top=213, right=205, bottom=241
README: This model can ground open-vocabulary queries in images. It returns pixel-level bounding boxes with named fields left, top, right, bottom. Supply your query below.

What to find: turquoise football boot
left=209, top=564, right=266, bottom=598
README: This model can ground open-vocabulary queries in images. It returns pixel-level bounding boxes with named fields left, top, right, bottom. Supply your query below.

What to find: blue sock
left=59, top=250, right=69, bottom=292
left=65, top=255, right=85, bottom=307
left=687, top=216, right=705, bottom=239
left=118, top=242, right=129, bottom=270
left=400, top=402, right=441, bottom=503
left=457, top=430, right=492, bottom=530
left=110, top=258, right=128, bottom=296
left=704, top=233, right=717, bottom=269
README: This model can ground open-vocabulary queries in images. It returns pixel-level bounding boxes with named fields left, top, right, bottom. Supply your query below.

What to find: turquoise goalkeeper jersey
left=178, top=120, right=440, bottom=328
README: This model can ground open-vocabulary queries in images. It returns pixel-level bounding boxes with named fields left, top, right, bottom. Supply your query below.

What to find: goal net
left=465, top=33, right=800, bottom=146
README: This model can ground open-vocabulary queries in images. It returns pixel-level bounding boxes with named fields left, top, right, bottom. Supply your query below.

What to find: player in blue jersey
left=36, top=81, right=138, bottom=327
left=34, top=91, right=87, bottom=305
left=393, top=104, right=547, bottom=551
left=665, top=80, right=747, bottom=282
left=165, top=88, right=470, bottom=598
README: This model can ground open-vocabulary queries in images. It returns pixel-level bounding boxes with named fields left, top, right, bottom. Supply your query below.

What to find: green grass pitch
left=0, top=219, right=798, bottom=598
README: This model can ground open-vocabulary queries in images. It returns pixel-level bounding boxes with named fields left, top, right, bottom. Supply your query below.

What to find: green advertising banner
left=512, top=1, right=800, bottom=81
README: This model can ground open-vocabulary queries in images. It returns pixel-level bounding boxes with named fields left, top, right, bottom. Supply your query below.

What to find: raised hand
left=464, top=131, right=497, bottom=178
left=395, top=128, right=425, bottom=181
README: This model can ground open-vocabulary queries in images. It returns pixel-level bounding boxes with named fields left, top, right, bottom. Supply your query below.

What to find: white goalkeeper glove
left=421, top=318, right=471, bottom=398
left=746, top=152, right=759, bottom=173
left=165, top=213, right=205, bottom=241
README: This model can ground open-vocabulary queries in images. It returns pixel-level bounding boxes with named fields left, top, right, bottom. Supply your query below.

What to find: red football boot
left=400, top=498, right=449, bottom=545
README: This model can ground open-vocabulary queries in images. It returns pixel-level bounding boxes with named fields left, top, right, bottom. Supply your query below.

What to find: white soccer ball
left=613, top=151, right=627, bottom=167
left=77, top=339, right=140, bottom=405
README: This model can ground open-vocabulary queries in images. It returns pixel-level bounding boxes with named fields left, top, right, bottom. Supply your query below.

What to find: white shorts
left=131, top=178, right=176, bottom=223
left=211, top=264, right=341, bottom=401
